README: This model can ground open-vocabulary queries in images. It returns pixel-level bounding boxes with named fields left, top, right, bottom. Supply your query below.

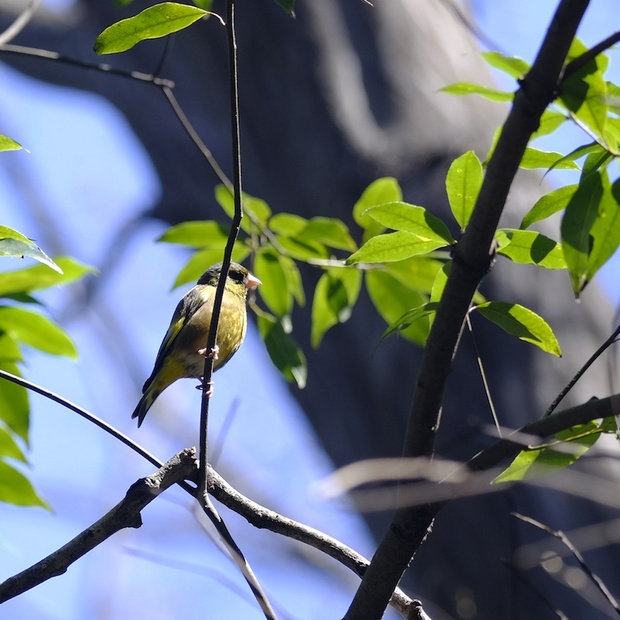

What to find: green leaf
left=353, top=178, right=402, bottom=242
left=257, top=315, right=306, bottom=388
left=481, top=51, right=530, bottom=79
left=364, top=202, right=454, bottom=244
left=0, top=135, right=23, bottom=152
left=254, top=248, right=292, bottom=320
left=531, top=110, right=568, bottom=139
left=520, top=185, right=578, bottom=229
left=519, top=148, right=580, bottom=170
left=311, top=267, right=362, bottom=347
left=380, top=302, right=438, bottom=344
left=0, top=333, right=23, bottom=362
left=560, top=39, right=609, bottom=145
left=171, top=245, right=250, bottom=288
left=383, top=258, right=444, bottom=294
left=0, top=257, right=96, bottom=297
left=445, top=151, right=484, bottom=230
left=0, top=425, right=27, bottom=462
left=193, top=0, right=213, bottom=9
left=474, top=301, right=561, bottom=356
left=158, top=221, right=229, bottom=247
left=440, top=82, right=513, bottom=103
left=272, top=0, right=295, bottom=14
left=298, top=217, right=357, bottom=251
left=0, top=362, right=29, bottom=443
left=607, top=81, right=620, bottom=116
left=269, top=213, right=308, bottom=237
left=279, top=254, right=305, bottom=307
left=275, top=235, right=328, bottom=261
left=561, top=169, right=607, bottom=294
left=214, top=185, right=272, bottom=233
left=496, top=229, right=566, bottom=269
left=0, top=226, right=62, bottom=273
left=494, top=421, right=603, bottom=483
left=94, top=3, right=210, bottom=55
left=0, top=460, right=50, bottom=508
left=366, top=270, right=429, bottom=346
left=0, top=307, right=77, bottom=358
left=346, top=231, right=448, bottom=265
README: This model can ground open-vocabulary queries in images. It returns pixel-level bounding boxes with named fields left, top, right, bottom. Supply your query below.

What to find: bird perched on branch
left=132, top=262, right=261, bottom=427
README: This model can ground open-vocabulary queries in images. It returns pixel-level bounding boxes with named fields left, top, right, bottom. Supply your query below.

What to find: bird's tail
left=131, top=387, right=157, bottom=428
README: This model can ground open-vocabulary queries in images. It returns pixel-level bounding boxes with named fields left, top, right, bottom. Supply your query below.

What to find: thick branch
left=344, top=2, right=592, bottom=618
left=0, top=449, right=197, bottom=603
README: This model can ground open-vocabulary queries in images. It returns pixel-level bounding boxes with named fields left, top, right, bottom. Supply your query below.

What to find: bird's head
left=198, top=262, right=261, bottom=293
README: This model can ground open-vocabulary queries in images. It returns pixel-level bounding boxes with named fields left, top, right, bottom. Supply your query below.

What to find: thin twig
left=514, top=513, right=620, bottom=616
left=0, top=0, right=41, bottom=46
left=544, top=324, right=620, bottom=417
left=562, top=30, right=620, bottom=80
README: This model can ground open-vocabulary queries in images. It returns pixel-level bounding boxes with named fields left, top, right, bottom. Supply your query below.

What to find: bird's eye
left=230, top=270, right=244, bottom=282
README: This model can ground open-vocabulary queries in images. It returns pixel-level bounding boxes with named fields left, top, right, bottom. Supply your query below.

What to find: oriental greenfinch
left=132, top=262, right=261, bottom=427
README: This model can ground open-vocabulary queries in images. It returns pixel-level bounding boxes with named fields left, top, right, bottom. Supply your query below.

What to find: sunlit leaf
left=269, top=213, right=308, bottom=236
left=298, top=217, right=357, bottom=251
left=481, top=51, right=530, bottom=79
left=440, top=82, right=513, bottom=103
left=0, top=226, right=62, bottom=273
left=380, top=302, right=438, bottom=344
left=0, top=258, right=96, bottom=297
left=275, top=235, right=328, bottom=261
left=0, top=362, right=29, bottom=443
left=520, top=148, right=580, bottom=170
left=520, top=185, right=578, bottom=229
left=496, top=229, right=566, bottom=269
left=0, top=307, right=77, bottom=358
left=94, top=2, right=211, bottom=55
left=0, top=460, right=50, bottom=508
left=0, top=426, right=27, bottom=462
left=364, top=202, right=453, bottom=244
left=346, top=231, right=448, bottom=265
left=215, top=185, right=272, bottom=232
left=158, top=221, right=229, bottom=247
left=474, top=301, right=561, bottom=356
left=531, top=110, right=568, bottom=140
left=0, top=135, right=23, bottom=152
left=445, top=151, right=483, bottom=230
left=352, top=178, right=402, bottom=242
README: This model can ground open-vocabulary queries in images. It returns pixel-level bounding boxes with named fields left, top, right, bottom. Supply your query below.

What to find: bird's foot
left=195, top=381, right=214, bottom=397
left=197, top=344, right=219, bottom=361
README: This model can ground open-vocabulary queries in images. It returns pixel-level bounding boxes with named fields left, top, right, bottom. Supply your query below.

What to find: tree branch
left=0, top=449, right=197, bottom=603
left=343, top=2, right=592, bottom=618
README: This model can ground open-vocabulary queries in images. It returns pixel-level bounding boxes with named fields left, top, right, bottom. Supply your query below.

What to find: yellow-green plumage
left=132, top=262, right=260, bottom=427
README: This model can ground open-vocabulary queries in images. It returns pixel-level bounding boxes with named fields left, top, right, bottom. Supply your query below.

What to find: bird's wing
left=143, top=285, right=213, bottom=389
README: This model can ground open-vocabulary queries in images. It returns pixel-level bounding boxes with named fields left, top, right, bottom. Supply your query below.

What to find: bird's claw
left=197, top=345, right=220, bottom=361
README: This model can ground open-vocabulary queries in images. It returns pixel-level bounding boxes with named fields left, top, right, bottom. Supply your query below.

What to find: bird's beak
left=246, top=273, right=262, bottom=289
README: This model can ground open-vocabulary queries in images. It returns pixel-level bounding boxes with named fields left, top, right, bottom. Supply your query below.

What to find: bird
left=131, top=261, right=261, bottom=427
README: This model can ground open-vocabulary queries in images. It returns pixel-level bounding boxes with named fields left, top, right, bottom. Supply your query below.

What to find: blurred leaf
left=346, top=231, right=448, bottom=265
left=352, top=178, right=402, bottom=242
left=278, top=254, right=305, bottom=307
left=0, top=362, right=29, bottom=443
left=520, top=185, right=578, bottom=229
left=193, top=0, right=213, bottom=9
left=269, top=213, right=308, bottom=236
left=94, top=2, right=210, bottom=55
left=273, top=0, right=295, bottom=13
left=445, top=151, right=483, bottom=230
left=496, top=229, right=566, bottom=269
left=0, top=226, right=62, bottom=273
left=481, top=51, right=530, bottom=78
left=366, top=270, right=429, bottom=346
left=494, top=420, right=602, bottom=483
left=384, top=257, right=444, bottom=294
left=298, top=217, right=357, bottom=251
left=158, top=221, right=229, bottom=247
left=0, top=425, right=27, bottom=462
left=607, top=81, right=620, bottom=116
left=0, top=258, right=96, bottom=297
left=474, top=301, right=561, bottom=356
left=172, top=245, right=249, bottom=288
left=0, top=135, right=22, bottom=152
left=430, top=262, right=450, bottom=303
left=0, top=460, right=50, bottom=508
left=254, top=248, right=292, bottom=319
left=0, top=307, right=77, bottom=358
left=311, top=267, right=362, bottom=347
left=215, top=185, right=271, bottom=232
left=440, top=82, right=513, bottom=103
left=364, top=202, right=453, bottom=243
left=520, top=148, right=580, bottom=170
left=0, top=333, right=23, bottom=362
left=257, top=315, right=306, bottom=388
